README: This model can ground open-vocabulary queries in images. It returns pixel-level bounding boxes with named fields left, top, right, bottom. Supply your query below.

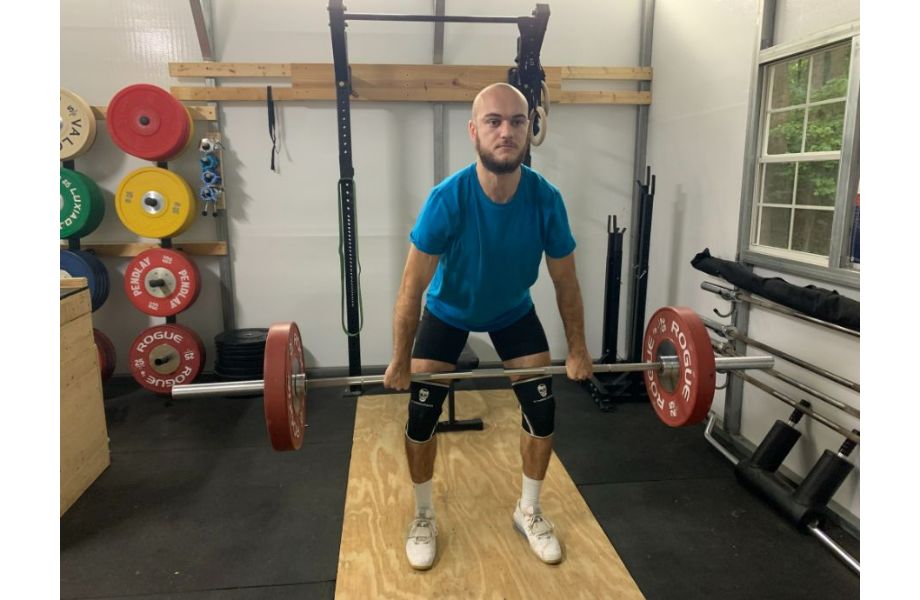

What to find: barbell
left=171, top=306, right=774, bottom=451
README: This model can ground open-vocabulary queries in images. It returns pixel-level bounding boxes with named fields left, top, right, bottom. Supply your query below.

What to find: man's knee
left=405, top=380, right=450, bottom=443
left=513, top=376, right=555, bottom=438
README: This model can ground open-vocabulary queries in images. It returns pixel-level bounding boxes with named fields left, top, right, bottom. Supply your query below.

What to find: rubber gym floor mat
left=100, top=384, right=357, bottom=452
left=550, top=376, right=733, bottom=484
left=580, top=477, right=859, bottom=600
left=87, top=581, right=335, bottom=600
left=60, top=387, right=356, bottom=599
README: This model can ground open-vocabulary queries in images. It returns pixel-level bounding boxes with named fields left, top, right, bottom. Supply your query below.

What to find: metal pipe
left=807, top=522, right=860, bottom=574
left=345, top=14, right=519, bottom=23
left=765, top=369, right=859, bottom=419
left=704, top=416, right=740, bottom=465
left=730, top=371, right=860, bottom=445
left=188, top=0, right=213, bottom=61
left=172, top=355, right=773, bottom=399
left=625, top=0, right=656, bottom=361
left=700, top=282, right=859, bottom=338
left=714, top=342, right=859, bottom=419
left=702, top=317, right=859, bottom=393
left=432, top=0, right=446, bottom=185
left=737, top=291, right=859, bottom=338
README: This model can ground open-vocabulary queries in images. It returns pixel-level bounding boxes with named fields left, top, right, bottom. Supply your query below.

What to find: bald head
left=468, top=83, right=531, bottom=175
left=471, top=83, right=529, bottom=121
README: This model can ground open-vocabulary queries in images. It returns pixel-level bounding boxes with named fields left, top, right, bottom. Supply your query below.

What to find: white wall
left=645, top=0, right=860, bottom=522
left=61, top=0, right=860, bottom=521
left=61, top=0, right=642, bottom=371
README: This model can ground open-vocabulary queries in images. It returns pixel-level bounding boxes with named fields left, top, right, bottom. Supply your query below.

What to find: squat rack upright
left=326, top=1, right=551, bottom=386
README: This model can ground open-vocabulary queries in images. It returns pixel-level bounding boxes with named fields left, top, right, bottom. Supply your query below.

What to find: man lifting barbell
left=382, top=82, right=592, bottom=569
left=170, top=85, right=775, bottom=572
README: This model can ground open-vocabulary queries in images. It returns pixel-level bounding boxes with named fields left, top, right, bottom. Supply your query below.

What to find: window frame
left=737, top=21, right=860, bottom=288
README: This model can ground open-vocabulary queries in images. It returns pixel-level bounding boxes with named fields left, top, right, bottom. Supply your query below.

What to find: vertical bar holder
left=580, top=216, right=625, bottom=411
left=628, top=168, right=654, bottom=363
left=589, top=171, right=657, bottom=406
left=600, top=215, right=625, bottom=364
left=329, top=0, right=363, bottom=396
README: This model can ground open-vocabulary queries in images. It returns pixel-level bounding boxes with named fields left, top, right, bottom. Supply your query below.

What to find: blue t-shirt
left=409, top=163, right=576, bottom=332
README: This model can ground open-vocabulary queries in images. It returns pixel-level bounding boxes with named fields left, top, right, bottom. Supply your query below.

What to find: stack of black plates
left=214, top=328, right=268, bottom=380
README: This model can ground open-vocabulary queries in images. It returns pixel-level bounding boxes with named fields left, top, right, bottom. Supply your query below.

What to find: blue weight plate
left=61, top=250, right=100, bottom=309
left=61, top=250, right=109, bottom=311
left=79, top=250, right=106, bottom=309
left=85, top=251, right=110, bottom=309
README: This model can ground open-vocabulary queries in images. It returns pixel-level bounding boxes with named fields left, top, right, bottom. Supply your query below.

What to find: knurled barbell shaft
left=170, top=355, right=774, bottom=400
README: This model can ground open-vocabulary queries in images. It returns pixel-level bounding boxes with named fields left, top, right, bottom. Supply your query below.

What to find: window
left=740, top=24, right=859, bottom=287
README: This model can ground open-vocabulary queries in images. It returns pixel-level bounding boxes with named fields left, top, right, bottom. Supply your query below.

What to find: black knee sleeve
left=405, top=380, right=450, bottom=443
left=513, top=376, right=555, bottom=438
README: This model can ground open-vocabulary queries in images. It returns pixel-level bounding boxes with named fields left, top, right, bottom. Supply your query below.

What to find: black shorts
left=411, top=306, right=550, bottom=364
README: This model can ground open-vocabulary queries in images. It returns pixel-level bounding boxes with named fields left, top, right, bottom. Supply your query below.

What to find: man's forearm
left=555, top=281, right=588, bottom=353
left=392, top=291, right=423, bottom=364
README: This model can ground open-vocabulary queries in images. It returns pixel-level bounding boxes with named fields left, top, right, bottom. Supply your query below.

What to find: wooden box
left=60, top=278, right=110, bottom=516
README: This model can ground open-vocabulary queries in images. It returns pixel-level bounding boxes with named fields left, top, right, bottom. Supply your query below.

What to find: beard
left=475, top=137, right=529, bottom=174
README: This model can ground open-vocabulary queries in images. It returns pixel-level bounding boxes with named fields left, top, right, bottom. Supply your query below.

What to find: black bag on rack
left=691, top=248, right=860, bottom=332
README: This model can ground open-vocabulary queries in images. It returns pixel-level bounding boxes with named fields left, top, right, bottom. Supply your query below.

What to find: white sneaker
left=513, top=501, right=563, bottom=564
left=405, top=509, right=438, bottom=570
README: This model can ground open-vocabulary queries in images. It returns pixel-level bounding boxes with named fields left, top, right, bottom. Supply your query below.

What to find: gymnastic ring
left=530, top=105, right=548, bottom=146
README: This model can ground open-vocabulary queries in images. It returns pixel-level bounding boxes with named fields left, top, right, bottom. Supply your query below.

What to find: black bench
left=435, top=343, right=484, bottom=433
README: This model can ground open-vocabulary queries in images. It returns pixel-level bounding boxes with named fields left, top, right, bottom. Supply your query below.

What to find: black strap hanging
left=267, top=85, right=278, bottom=172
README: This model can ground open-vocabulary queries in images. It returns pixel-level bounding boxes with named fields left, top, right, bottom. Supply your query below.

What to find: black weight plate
left=215, top=342, right=266, bottom=352
left=214, top=328, right=268, bottom=346
left=215, top=366, right=264, bottom=378
left=215, top=349, right=266, bottom=361
left=216, top=363, right=264, bottom=374
left=216, top=356, right=265, bottom=368
left=216, top=353, right=263, bottom=365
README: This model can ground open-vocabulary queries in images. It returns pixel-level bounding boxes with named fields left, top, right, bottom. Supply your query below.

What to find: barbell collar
left=170, top=355, right=773, bottom=400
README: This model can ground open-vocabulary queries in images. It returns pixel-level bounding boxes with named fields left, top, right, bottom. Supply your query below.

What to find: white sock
left=521, top=474, right=543, bottom=511
left=414, top=479, right=434, bottom=516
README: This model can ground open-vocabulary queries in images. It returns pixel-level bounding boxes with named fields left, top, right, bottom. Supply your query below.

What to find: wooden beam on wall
left=60, top=241, right=228, bottom=257
left=92, top=105, right=217, bottom=121
left=169, top=62, right=653, bottom=105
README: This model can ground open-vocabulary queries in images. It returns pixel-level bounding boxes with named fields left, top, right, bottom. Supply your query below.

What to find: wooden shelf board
left=60, top=241, right=228, bottom=257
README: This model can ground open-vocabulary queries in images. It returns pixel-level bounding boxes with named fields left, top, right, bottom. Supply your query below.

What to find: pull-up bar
left=344, top=14, right=521, bottom=24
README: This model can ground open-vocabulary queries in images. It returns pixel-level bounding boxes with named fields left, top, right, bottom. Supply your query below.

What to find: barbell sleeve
left=172, top=379, right=267, bottom=399
left=171, top=355, right=773, bottom=400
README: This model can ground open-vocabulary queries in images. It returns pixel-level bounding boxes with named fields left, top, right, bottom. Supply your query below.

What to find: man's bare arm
left=546, top=252, right=593, bottom=379
left=385, top=244, right=440, bottom=389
